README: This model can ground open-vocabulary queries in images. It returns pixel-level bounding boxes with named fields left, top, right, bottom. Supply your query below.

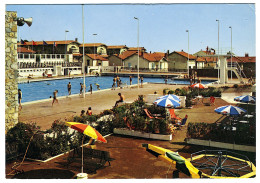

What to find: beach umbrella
left=191, top=83, right=207, bottom=96
left=234, top=95, right=255, bottom=122
left=234, top=95, right=255, bottom=103
left=65, top=122, right=107, bottom=174
left=154, top=95, right=180, bottom=108
left=214, top=105, right=247, bottom=116
left=157, top=94, right=181, bottom=102
left=191, top=83, right=208, bottom=89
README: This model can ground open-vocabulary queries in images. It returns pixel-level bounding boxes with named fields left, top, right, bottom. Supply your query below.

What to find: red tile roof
left=86, top=54, right=108, bottom=61
left=227, top=56, right=255, bottom=63
left=17, top=47, right=36, bottom=53
left=79, top=43, right=106, bottom=47
left=142, top=52, right=166, bottom=62
left=17, top=40, right=78, bottom=46
left=196, top=57, right=218, bottom=62
left=128, top=47, right=146, bottom=51
left=175, top=51, right=197, bottom=59
left=107, top=45, right=128, bottom=49
left=117, top=51, right=138, bottom=60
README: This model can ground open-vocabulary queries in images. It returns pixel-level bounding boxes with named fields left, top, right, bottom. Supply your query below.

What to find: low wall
left=186, top=138, right=256, bottom=152
left=113, top=128, right=172, bottom=141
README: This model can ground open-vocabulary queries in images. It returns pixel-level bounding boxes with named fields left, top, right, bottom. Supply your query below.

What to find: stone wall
left=5, top=11, right=18, bottom=132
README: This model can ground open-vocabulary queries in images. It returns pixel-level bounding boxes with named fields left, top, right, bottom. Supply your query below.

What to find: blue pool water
left=18, top=76, right=216, bottom=103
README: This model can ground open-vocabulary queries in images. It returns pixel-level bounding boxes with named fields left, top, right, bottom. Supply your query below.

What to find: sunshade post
left=81, top=135, right=85, bottom=173
left=65, top=122, right=107, bottom=176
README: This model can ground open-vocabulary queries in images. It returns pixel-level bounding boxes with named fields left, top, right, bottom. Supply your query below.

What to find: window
left=41, top=55, right=45, bottom=59
left=47, top=55, right=51, bottom=58
left=57, top=55, right=60, bottom=59
left=52, top=55, right=55, bottom=59
left=61, top=55, right=65, bottom=58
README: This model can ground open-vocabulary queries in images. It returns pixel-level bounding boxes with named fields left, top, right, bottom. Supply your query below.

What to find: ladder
left=227, top=62, right=247, bottom=83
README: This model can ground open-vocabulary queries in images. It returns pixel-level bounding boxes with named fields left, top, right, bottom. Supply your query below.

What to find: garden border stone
left=113, top=128, right=172, bottom=141
left=185, top=138, right=256, bottom=152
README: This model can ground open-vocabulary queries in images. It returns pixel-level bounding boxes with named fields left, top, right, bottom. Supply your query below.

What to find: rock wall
left=5, top=11, right=18, bottom=132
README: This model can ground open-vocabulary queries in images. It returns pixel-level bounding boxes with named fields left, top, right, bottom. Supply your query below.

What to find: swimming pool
left=18, top=76, right=216, bottom=103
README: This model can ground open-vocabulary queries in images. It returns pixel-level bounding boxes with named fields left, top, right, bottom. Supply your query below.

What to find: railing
left=227, top=62, right=247, bottom=79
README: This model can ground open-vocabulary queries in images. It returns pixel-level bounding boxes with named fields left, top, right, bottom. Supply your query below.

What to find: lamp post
left=216, top=19, right=220, bottom=83
left=65, top=30, right=69, bottom=62
left=229, top=26, right=232, bottom=82
left=93, top=33, right=97, bottom=62
left=134, top=17, right=139, bottom=89
left=186, top=30, right=189, bottom=77
left=82, top=5, right=85, bottom=99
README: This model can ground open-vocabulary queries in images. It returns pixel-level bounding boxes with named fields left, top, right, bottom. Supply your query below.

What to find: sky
left=4, top=3, right=256, bottom=56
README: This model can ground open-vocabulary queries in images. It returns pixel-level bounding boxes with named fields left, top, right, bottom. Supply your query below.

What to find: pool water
left=18, top=76, right=215, bottom=103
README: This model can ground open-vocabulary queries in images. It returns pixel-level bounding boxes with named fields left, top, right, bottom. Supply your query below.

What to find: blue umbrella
left=157, top=94, right=181, bottom=102
left=214, top=105, right=247, bottom=116
left=234, top=95, right=255, bottom=103
left=234, top=95, right=255, bottom=121
left=154, top=95, right=180, bottom=108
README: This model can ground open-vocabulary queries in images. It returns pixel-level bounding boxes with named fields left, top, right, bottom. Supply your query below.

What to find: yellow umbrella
left=65, top=122, right=107, bottom=173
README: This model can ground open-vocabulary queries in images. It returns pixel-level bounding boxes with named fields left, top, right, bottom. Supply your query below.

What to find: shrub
left=168, top=90, right=174, bottom=94
left=233, top=84, right=239, bottom=88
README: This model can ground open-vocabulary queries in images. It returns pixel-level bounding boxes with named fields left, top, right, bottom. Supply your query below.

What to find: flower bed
left=186, top=122, right=256, bottom=146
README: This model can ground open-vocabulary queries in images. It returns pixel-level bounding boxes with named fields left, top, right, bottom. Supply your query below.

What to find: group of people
left=80, top=107, right=92, bottom=116
left=112, top=75, right=122, bottom=90
left=66, top=82, right=101, bottom=97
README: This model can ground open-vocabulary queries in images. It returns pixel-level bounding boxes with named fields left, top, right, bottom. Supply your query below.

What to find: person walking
left=112, top=77, right=116, bottom=90
left=18, top=89, right=22, bottom=110
left=89, top=84, right=93, bottom=94
left=140, top=76, right=144, bottom=87
left=80, top=83, right=83, bottom=95
left=52, top=90, right=58, bottom=106
left=67, top=82, right=71, bottom=96
left=129, top=75, right=132, bottom=86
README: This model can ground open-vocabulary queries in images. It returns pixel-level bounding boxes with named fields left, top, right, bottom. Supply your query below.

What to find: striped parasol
left=234, top=95, right=255, bottom=104
left=214, top=105, right=247, bottom=116
left=157, top=94, right=181, bottom=102
left=65, top=122, right=107, bottom=174
left=154, top=95, right=180, bottom=108
left=66, top=122, right=107, bottom=143
left=191, top=83, right=208, bottom=89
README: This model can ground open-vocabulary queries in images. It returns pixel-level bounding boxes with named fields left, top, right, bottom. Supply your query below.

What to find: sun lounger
left=169, top=108, right=182, bottom=122
left=144, top=108, right=163, bottom=120
left=174, top=115, right=188, bottom=129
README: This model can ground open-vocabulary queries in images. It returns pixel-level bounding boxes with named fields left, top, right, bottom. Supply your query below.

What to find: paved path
left=19, top=83, right=183, bottom=130
left=18, top=79, right=245, bottom=130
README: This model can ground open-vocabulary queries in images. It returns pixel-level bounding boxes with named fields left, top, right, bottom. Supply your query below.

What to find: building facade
left=167, top=51, right=196, bottom=71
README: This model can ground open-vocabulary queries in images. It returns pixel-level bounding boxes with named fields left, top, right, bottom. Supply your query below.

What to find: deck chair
left=144, top=108, right=163, bottom=119
left=169, top=108, right=182, bottom=122
left=123, top=116, right=135, bottom=130
left=174, top=115, right=188, bottom=129
left=210, top=96, right=215, bottom=106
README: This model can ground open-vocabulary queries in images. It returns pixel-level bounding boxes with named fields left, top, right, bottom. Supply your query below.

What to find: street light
left=134, top=17, right=139, bottom=89
left=93, top=34, right=97, bottom=62
left=216, top=19, right=220, bottom=83
left=229, top=26, right=233, bottom=82
left=186, top=30, right=189, bottom=77
left=82, top=5, right=85, bottom=99
left=65, top=30, right=69, bottom=62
